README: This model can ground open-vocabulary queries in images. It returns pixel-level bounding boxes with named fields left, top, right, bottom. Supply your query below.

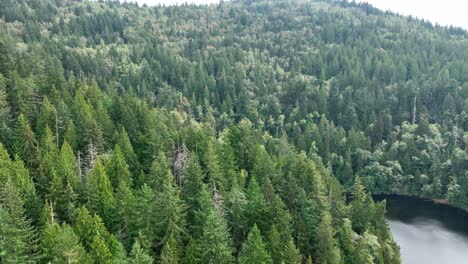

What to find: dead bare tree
left=173, top=142, right=190, bottom=186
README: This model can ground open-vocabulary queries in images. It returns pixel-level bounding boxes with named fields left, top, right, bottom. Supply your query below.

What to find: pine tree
left=190, top=184, right=215, bottom=239
left=283, top=239, right=302, bottom=264
left=115, top=127, right=139, bottom=175
left=64, top=120, right=79, bottom=150
left=182, top=156, right=204, bottom=227
left=36, top=96, right=56, bottom=139
left=0, top=143, right=12, bottom=183
left=40, top=222, right=90, bottom=264
left=269, top=194, right=293, bottom=243
left=199, top=209, right=234, bottom=264
left=13, top=113, right=38, bottom=168
left=147, top=152, right=171, bottom=192
left=153, top=170, right=187, bottom=248
left=57, top=140, right=80, bottom=190
left=183, top=237, right=199, bottom=264
left=244, top=177, right=270, bottom=233
left=115, top=182, right=138, bottom=249
left=89, top=234, right=113, bottom=264
left=337, top=219, right=355, bottom=264
left=160, top=234, right=181, bottom=264
left=314, top=212, right=341, bottom=264
left=251, top=145, right=276, bottom=186
left=268, top=225, right=284, bottom=264
left=85, top=158, right=117, bottom=230
left=238, top=224, right=273, bottom=264
left=49, top=172, right=78, bottom=223
left=203, top=140, right=226, bottom=193
left=37, top=126, right=59, bottom=194
left=106, top=144, right=132, bottom=189
left=10, top=155, right=42, bottom=222
left=350, top=177, right=371, bottom=234
left=51, top=141, right=79, bottom=222
left=74, top=207, right=106, bottom=250
left=0, top=179, right=38, bottom=263
left=135, top=184, right=157, bottom=246
left=128, top=240, right=154, bottom=264
left=226, top=176, right=247, bottom=248
left=0, top=74, right=11, bottom=144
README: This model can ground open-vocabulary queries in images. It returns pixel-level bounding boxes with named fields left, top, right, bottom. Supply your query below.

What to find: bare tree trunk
left=412, top=96, right=417, bottom=124
left=50, top=199, right=54, bottom=225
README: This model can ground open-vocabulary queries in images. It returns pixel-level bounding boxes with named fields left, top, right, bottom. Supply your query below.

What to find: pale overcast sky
left=133, top=0, right=468, bottom=30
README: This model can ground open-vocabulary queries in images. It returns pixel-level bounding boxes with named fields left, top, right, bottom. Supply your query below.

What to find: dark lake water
left=374, top=195, right=468, bottom=264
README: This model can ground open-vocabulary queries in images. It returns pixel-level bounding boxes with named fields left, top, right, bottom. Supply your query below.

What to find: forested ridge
left=0, top=0, right=466, bottom=263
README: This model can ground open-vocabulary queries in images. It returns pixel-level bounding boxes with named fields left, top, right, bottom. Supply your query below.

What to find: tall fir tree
left=238, top=224, right=273, bottom=264
left=199, top=209, right=235, bottom=264
left=0, top=179, right=38, bottom=263
left=128, top=240, right=154, bottom=264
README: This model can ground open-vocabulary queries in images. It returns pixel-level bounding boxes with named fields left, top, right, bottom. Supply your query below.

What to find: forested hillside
left=0, top=0, right=466, bottom=263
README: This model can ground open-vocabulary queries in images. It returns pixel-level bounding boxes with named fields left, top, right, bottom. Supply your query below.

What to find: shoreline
left=372, top=193, right=468, bottom=216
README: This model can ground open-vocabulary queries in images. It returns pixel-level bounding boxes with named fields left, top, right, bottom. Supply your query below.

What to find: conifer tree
left=153, top=170, right=187, bottom=248
left=36, top=96, right=56, bottom=139
left=115, top=127, right=139, bottom=175
left=0, top=143, right=12, bottom=182
left=268, top=225, right=284, bottom=264
left=147, top=152, right=171, bottom=192
left=238, top=224, right=273, bottom=264
left=283, top=239, right=302, bottom=264
left=203, top=140, right=226, bottom=193
left=37, top=126, right=59, bottom=194
left=89, top=234, right=113, bottom=264
left=56, top=140, right=80, bottom=190
left=107, top=144, right=132, bottom=189
left=190, top=184, right=215, bottom=239
left=135, top=184, right=157, bottom=245
left=160, top=234, right=181, bottom=264
left=40, top=222, right=90, bottom=264
left=0, top=74, right=11, bottom=144
left=244, top=177, right=270, bottom=233
left=182, top=156, right=204, bottom=226
left=199, top=209, right=234, bottom=264
left=183, top=237, right=199, bottom=264
left=314, top=212, right=341, bottom=264
left=128, top=240, right=154, bottom=264
left=85, top=158, right=117, bottom=230
left=0, top=179, right=38, bottom=263
left=13, top=113, right=38, bottom=168
left=226, top=176, right=247, bottom=248
left=10, top=155, right=42, bottom=222
left=351, top=177, right=371, bottom=234
left=115, top=182, right=138, bottom=249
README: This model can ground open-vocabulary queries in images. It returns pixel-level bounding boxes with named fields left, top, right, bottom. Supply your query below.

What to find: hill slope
left=0, top=0, right=466, bottom=262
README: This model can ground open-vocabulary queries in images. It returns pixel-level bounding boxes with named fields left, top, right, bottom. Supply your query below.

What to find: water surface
left=375, top=195, right=468, bottom=264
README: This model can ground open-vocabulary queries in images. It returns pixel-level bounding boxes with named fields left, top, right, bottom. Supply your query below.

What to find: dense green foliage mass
left=0, top=0, right=466, bottom=262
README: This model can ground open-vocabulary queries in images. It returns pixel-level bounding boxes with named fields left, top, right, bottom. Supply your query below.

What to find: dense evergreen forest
left=0, top=0, right=466, bottom=262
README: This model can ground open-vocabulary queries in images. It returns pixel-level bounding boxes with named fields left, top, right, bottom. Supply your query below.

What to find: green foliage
left=5, top=0, right=468, bottom=262
left=160, top=234, right=181, bottom=264
left=84, top=159, right=117, bottom=230
left=239, top=224, right=273, bottom=264
left=244, top=177, right=270, bottom=233
left=0, top=179, right=38, bottom=263
left=199, top=209, right=235, bottom=264
left=40, top=222, right=90, bottom=264
left=153, top=169, right=187, bottom=248
left=128, top=240, right=154, bottom=264
left=314, top=212, right=341, bottom=264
